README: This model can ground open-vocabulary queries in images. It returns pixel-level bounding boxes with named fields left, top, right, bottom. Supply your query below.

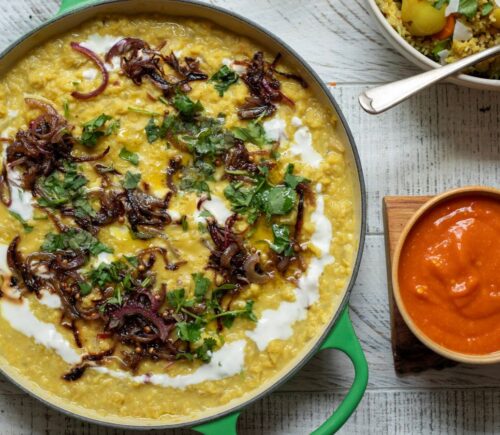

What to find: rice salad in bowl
left=375, top=0, right=500, bottom=79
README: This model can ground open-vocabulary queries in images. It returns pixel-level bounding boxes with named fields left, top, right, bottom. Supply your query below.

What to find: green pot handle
left=58, top=0, right=98, bottom=15
left=194, top=307, right=368, bottom=434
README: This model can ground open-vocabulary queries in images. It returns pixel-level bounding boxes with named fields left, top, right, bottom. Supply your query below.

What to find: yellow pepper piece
left=402, top=0, right=447, bottom=36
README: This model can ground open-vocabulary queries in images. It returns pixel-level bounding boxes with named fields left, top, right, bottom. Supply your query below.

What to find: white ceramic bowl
left=367, top=0, right=500, bottom=91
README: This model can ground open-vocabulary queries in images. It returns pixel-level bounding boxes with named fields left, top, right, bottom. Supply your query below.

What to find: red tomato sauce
left=398, top=195, right=500, bottom=355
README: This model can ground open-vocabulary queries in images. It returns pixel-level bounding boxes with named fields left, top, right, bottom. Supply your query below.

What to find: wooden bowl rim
left=391, top=186, right=500, bottom=364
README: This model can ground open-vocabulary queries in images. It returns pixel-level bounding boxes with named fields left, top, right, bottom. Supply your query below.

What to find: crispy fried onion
left=238, top=51, right=307, bottom=120
left=5, top=99, right=108, bottom=190
left=166, top=155, right=183, bottom=193
left=224, top=140, right=259, bottom=179
left=106, top=38, right=170, bottom=91
left=206, top=215, right=271, bottom=285
left=106, top=38, right=207, bottom=96
left=124, top=188, right=172, bottom=238
left=102, top=284, right=183, bottom=372
left=6, top=235, right=101, bottom=346
left=163, top=51, right=208, bottom=92
left=70, top=42, right=109, bottom=100
left=63, top=348, right=115, bottom=381
left=61, top=189, right=125, bottom=235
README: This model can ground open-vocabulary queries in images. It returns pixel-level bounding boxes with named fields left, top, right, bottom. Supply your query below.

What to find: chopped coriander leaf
left=432, top=39, right=451, bottom=61
left=78, top=282, right=92, bottom=296
left=176, top=320, right=203, bottom=343
left=284, top=164, right=310, bottom=189
left=179, top=160, right=214, bottom=198
left=119, top=147, right=139, bottom=166
left=41, top=228, right=113, bottom=256
left=145, top=118, right=161, bottom=143
left=122, top=171, right=141, bottom=189
left=106, top=119, right=120, bottom=136
left=124, top=255, right=139, bottom=267
left=129, top=228, right=157, bottom=240
left=172, top=93, right=204, bottom=118
left=458, top=0, right=478, bottom=18
left=270, top=224, right=294, bottom=256
left=88, top=261, right=127, bottom=288
left=194, top=337, right=217, bottom=362
left=259, top=186, right=297, bottom=217
left=158, top=96, right=169, bottom=106
left=127, top=106, right=160, bottom=116
left=63, top=100, right=70, bottom=118
left=210, top=65, right=239, bottom=96
left=33, top=212, right=49, bottom=221
left=192, top=273, right=211, bottom=301
left=8, top=211, right=33, bottom=233
left=106, top=286, right=123, bottom=306
left=481, top=1, right=493, bottom=15
left=181, top=215, right=189, bottom=231
left=80, top=114, right=118, bottom=147
left=36, top=162, right=95, bottom=219
left=214, top=283, right=237, bottom=291
left=199, top=210, right=212, bottom=218
left=216, top=300, right=257, bottom=328
left=167, top=288, right=194, bottom=312
left=224, top=168, right=297, bottom=223
left=233, top=120, right=270, bottom=147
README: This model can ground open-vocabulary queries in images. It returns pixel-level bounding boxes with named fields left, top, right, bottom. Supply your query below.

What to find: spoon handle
left=359, top=45, right=500, bottom=115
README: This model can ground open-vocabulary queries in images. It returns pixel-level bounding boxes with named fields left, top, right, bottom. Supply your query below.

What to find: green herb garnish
left=270, top=223, right=294, bottom=256
left=88, top=261, right=127, bottom=288
left=80, top=114, right=119, bottom=147
left=176, top=320, right=203, bottom=343
left=210, top=65, right=239, bottom=96
left=63, top=100, right=70, bottom=118
left=78, top=282, right=92, bottom=296
left=215, top=301, right=257, bottom=328
left=432, top=39, right=451, bottom=61
left=233, top=120, right=270, bottom=147
left=128, top=106, right=160, bottom=116
left=193, top=273, right=211, bottom=302
left=458, top=0, right=478, bottom=18
left=172, top=93, right=204, bottom=118
left=36, top=162, right=94, bottom=219
left=9, top=211, right=33, bottom=233
left=119, top=147, right=139, bottom=166
left=284, top=164, right=310, bottom=189
left=167, top=288, right=194, bottom=313
left=224, top=168, right=297, bottom=223
left=41, top=228, right=112, bottom=256
left=122, top=171, right=141, bottom=189
left=481, top=1, right=494, bottom=15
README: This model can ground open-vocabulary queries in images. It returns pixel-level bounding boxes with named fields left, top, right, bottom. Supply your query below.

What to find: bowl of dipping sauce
left=392, top=186, right=500, bottom=364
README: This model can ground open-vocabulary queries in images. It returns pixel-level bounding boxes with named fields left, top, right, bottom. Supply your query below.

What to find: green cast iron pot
left=0, top=1, right=368, bottom=433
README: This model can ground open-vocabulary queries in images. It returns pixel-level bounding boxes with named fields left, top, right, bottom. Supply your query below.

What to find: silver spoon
left=359, top=45, right=500, bottom=115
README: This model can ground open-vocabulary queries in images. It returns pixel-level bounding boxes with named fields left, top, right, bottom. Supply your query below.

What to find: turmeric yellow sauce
left=0, top=15, right=357, bottom=424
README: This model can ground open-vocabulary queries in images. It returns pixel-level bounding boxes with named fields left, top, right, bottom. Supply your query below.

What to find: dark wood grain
left=383, top=196, right=457, bottom=374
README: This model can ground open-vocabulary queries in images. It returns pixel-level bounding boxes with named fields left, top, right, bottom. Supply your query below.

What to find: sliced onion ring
left=70, top=42, right=109, bottom=100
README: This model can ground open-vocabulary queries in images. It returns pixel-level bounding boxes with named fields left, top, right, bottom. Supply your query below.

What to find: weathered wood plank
left=332, top=84, right=500, bottom=234
left=0, top=389, right=498, bottom=434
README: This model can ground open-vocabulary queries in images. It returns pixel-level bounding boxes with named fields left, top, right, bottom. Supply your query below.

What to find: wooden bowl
left=391, top=186, right=500, bottom=364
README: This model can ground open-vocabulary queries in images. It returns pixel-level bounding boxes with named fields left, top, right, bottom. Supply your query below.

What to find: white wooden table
left=0, top=1, right=499, bottom=433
